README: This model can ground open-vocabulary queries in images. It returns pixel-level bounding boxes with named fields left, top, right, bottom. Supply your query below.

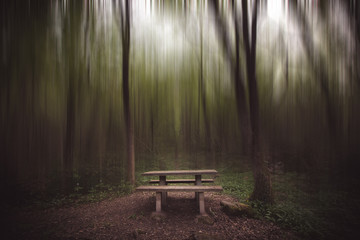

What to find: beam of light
left=268, top=0, right=284, bottom=23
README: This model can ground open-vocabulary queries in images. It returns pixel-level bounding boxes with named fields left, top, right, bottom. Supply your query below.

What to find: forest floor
left=4, top=191, right=299, bottom=240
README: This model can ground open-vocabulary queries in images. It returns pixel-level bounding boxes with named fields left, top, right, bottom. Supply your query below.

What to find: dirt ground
left=4, top=192, right=299, bottom=240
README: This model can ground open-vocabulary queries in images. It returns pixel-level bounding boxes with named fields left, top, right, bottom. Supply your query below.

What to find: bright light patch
left=268, top=0, right=284, bottom=22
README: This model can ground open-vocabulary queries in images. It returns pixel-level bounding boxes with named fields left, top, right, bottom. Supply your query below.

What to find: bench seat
left=136, top=185, right=223, bottom=214
left=136, top=185, right=222, bottom=192
left=148, top=179, right=214, bottom=184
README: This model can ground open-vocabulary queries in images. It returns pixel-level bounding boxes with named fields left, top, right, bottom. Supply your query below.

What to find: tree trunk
left=121, top=0, right=135, bottom=185
left=232, top=0, right=251, bottom=155
left=209, top=0, right=272, bottom=202
left=63, top=71, right=75, bottom=193
left=242, top=0, right=272, bottom=202
left=199, top=10, right=212, bottom=152
left=209, top=0, right=251, bottom=154
left=289, top=0, right=339, bottom=176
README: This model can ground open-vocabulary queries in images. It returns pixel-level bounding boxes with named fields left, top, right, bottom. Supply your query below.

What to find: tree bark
left=63, top=69, right=75, bottom=193
left=242, top=0, right=272, bottom=202
left=289, top=0, right=339, bottom=174
left=123, top=0, right=135, bottom=185
left=199, top=9, right=212, bottom=152
left=209, top=0, right=251, bottom=154
left=210, top=0, right=272, bottom=202
left=115, top=0, right=135, bottom=185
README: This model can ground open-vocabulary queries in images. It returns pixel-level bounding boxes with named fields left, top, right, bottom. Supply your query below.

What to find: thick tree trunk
left=242, top=0, right=273, bottom=202
left=209, top=0, right=272, bottom=202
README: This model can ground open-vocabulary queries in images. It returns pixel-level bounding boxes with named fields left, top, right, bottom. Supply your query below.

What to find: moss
left=220, top=200, right=255, bottom=217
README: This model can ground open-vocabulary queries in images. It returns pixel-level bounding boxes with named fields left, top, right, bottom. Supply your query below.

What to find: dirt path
left=5, top=192, right=299, bottom=240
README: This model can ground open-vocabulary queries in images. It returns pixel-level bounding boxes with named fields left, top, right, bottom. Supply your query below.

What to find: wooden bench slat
left=136, top=185, right=223, bottom=192
left=149, top=179, right=214, bottom=184
left=142, top=169, right=218, bottom=176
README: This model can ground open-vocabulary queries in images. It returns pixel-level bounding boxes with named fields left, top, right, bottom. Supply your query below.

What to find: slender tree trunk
left=113, top=0, right=134, bottom=185
left=150, top=102, right=154, bottom=152
left=209, top=0, right=251, bottom=154
left=199, top=10, right=212, bottom=152
left=62, top=0, right=82, bottom=193
left=63, top=70, right=75, bottom=193
left=232, top=0, right=251, bottom=155
left=289, top=0, right=340, bottom=176
left=84, top=0, right=91, bottom=84
left=121, top=0, right=135, bottom=185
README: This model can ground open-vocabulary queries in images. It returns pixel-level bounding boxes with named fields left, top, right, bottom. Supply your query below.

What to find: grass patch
left=22, top=181, right=134, bottom=209
left=219, top=170, right=360, bottom=239
left=219, top=171, right=254, bottom=201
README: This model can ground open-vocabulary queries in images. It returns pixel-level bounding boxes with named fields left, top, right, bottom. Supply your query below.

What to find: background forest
left=1, top=0, right=360, bottom=238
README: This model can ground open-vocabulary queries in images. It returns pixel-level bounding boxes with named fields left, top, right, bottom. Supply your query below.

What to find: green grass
left=10, top=164, right=359, bottom=240
left=24, top=181, right=134, bottom=209
left=219, top=171, right=360, bottom=239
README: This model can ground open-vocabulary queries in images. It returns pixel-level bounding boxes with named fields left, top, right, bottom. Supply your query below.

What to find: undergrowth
left=8, top=167, right=359, bottom=239
left=219, top=171, right=360, bottom=239
left=19, top=181, right=134, bottom=209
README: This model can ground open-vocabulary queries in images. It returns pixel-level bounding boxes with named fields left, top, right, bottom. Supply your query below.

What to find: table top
left=141, top=169, right=218, bottom=176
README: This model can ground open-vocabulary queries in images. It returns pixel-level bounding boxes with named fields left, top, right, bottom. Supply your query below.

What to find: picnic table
left=136, top=169, right=223, bottom=215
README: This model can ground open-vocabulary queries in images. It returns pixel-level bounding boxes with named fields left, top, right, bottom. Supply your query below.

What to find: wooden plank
left=142, top=169, right=218, bottom=176
left=149, top=179, right=214, bottom=184
left=136, top=185, right=223, bottom=192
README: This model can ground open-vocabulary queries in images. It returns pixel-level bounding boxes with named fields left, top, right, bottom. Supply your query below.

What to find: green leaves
left=219, top=171, right=353, bottom=238
left=220, top=172, right=253, bottom=200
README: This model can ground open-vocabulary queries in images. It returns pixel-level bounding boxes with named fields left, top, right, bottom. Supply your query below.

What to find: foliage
left=220, top=170, right=360, bottom=239
left=219, top=171, right=254, bottom=201
left=21, top=181, right=134, bottom=210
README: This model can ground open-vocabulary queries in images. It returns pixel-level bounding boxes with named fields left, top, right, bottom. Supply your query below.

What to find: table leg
left=195, top=175, right=201, bottom=203
left=156, top=192, right=162, bottom=212
left=199, top=192, right=205, bottom=215
left=160, top=176, right=167, bottom=206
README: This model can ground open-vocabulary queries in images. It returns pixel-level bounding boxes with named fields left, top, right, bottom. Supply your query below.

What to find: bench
left=136, top=169, right=222, bottom=215
left=148, top=179, right=214, bottom=184
left=136, top=185, right=222, bottom=214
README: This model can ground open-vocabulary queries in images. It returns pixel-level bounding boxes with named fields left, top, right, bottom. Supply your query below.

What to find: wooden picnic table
left=139, top=169, right=221, bottom=214
left=142, top=169, right=218, bottom=189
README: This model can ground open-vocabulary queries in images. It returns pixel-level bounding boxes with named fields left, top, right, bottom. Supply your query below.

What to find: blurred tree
left=241, top=0, right=272, bottom=202
left=199, top=1, right=212, bottom=153
left=62, top=2, right=80, bottom=193
left=114, top=0, right=135, bottom=185
left=289, top=0, right=342, bottom=176
left=210, top=0, right=273, bottom=202
left=210, top=0, right=251, bottom=155
left=63, top=65, right=75, bottom=193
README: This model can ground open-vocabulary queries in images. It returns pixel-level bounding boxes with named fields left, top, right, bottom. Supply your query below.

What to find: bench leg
left=156, top=192, right=162, bottom=212
left=198, top=192, right=205, bottom=215
left=162, top=192, right=167, bottom=206
left=160, top=176, right=167, bottom=206
left=195, top=175, right=201, bottom=203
